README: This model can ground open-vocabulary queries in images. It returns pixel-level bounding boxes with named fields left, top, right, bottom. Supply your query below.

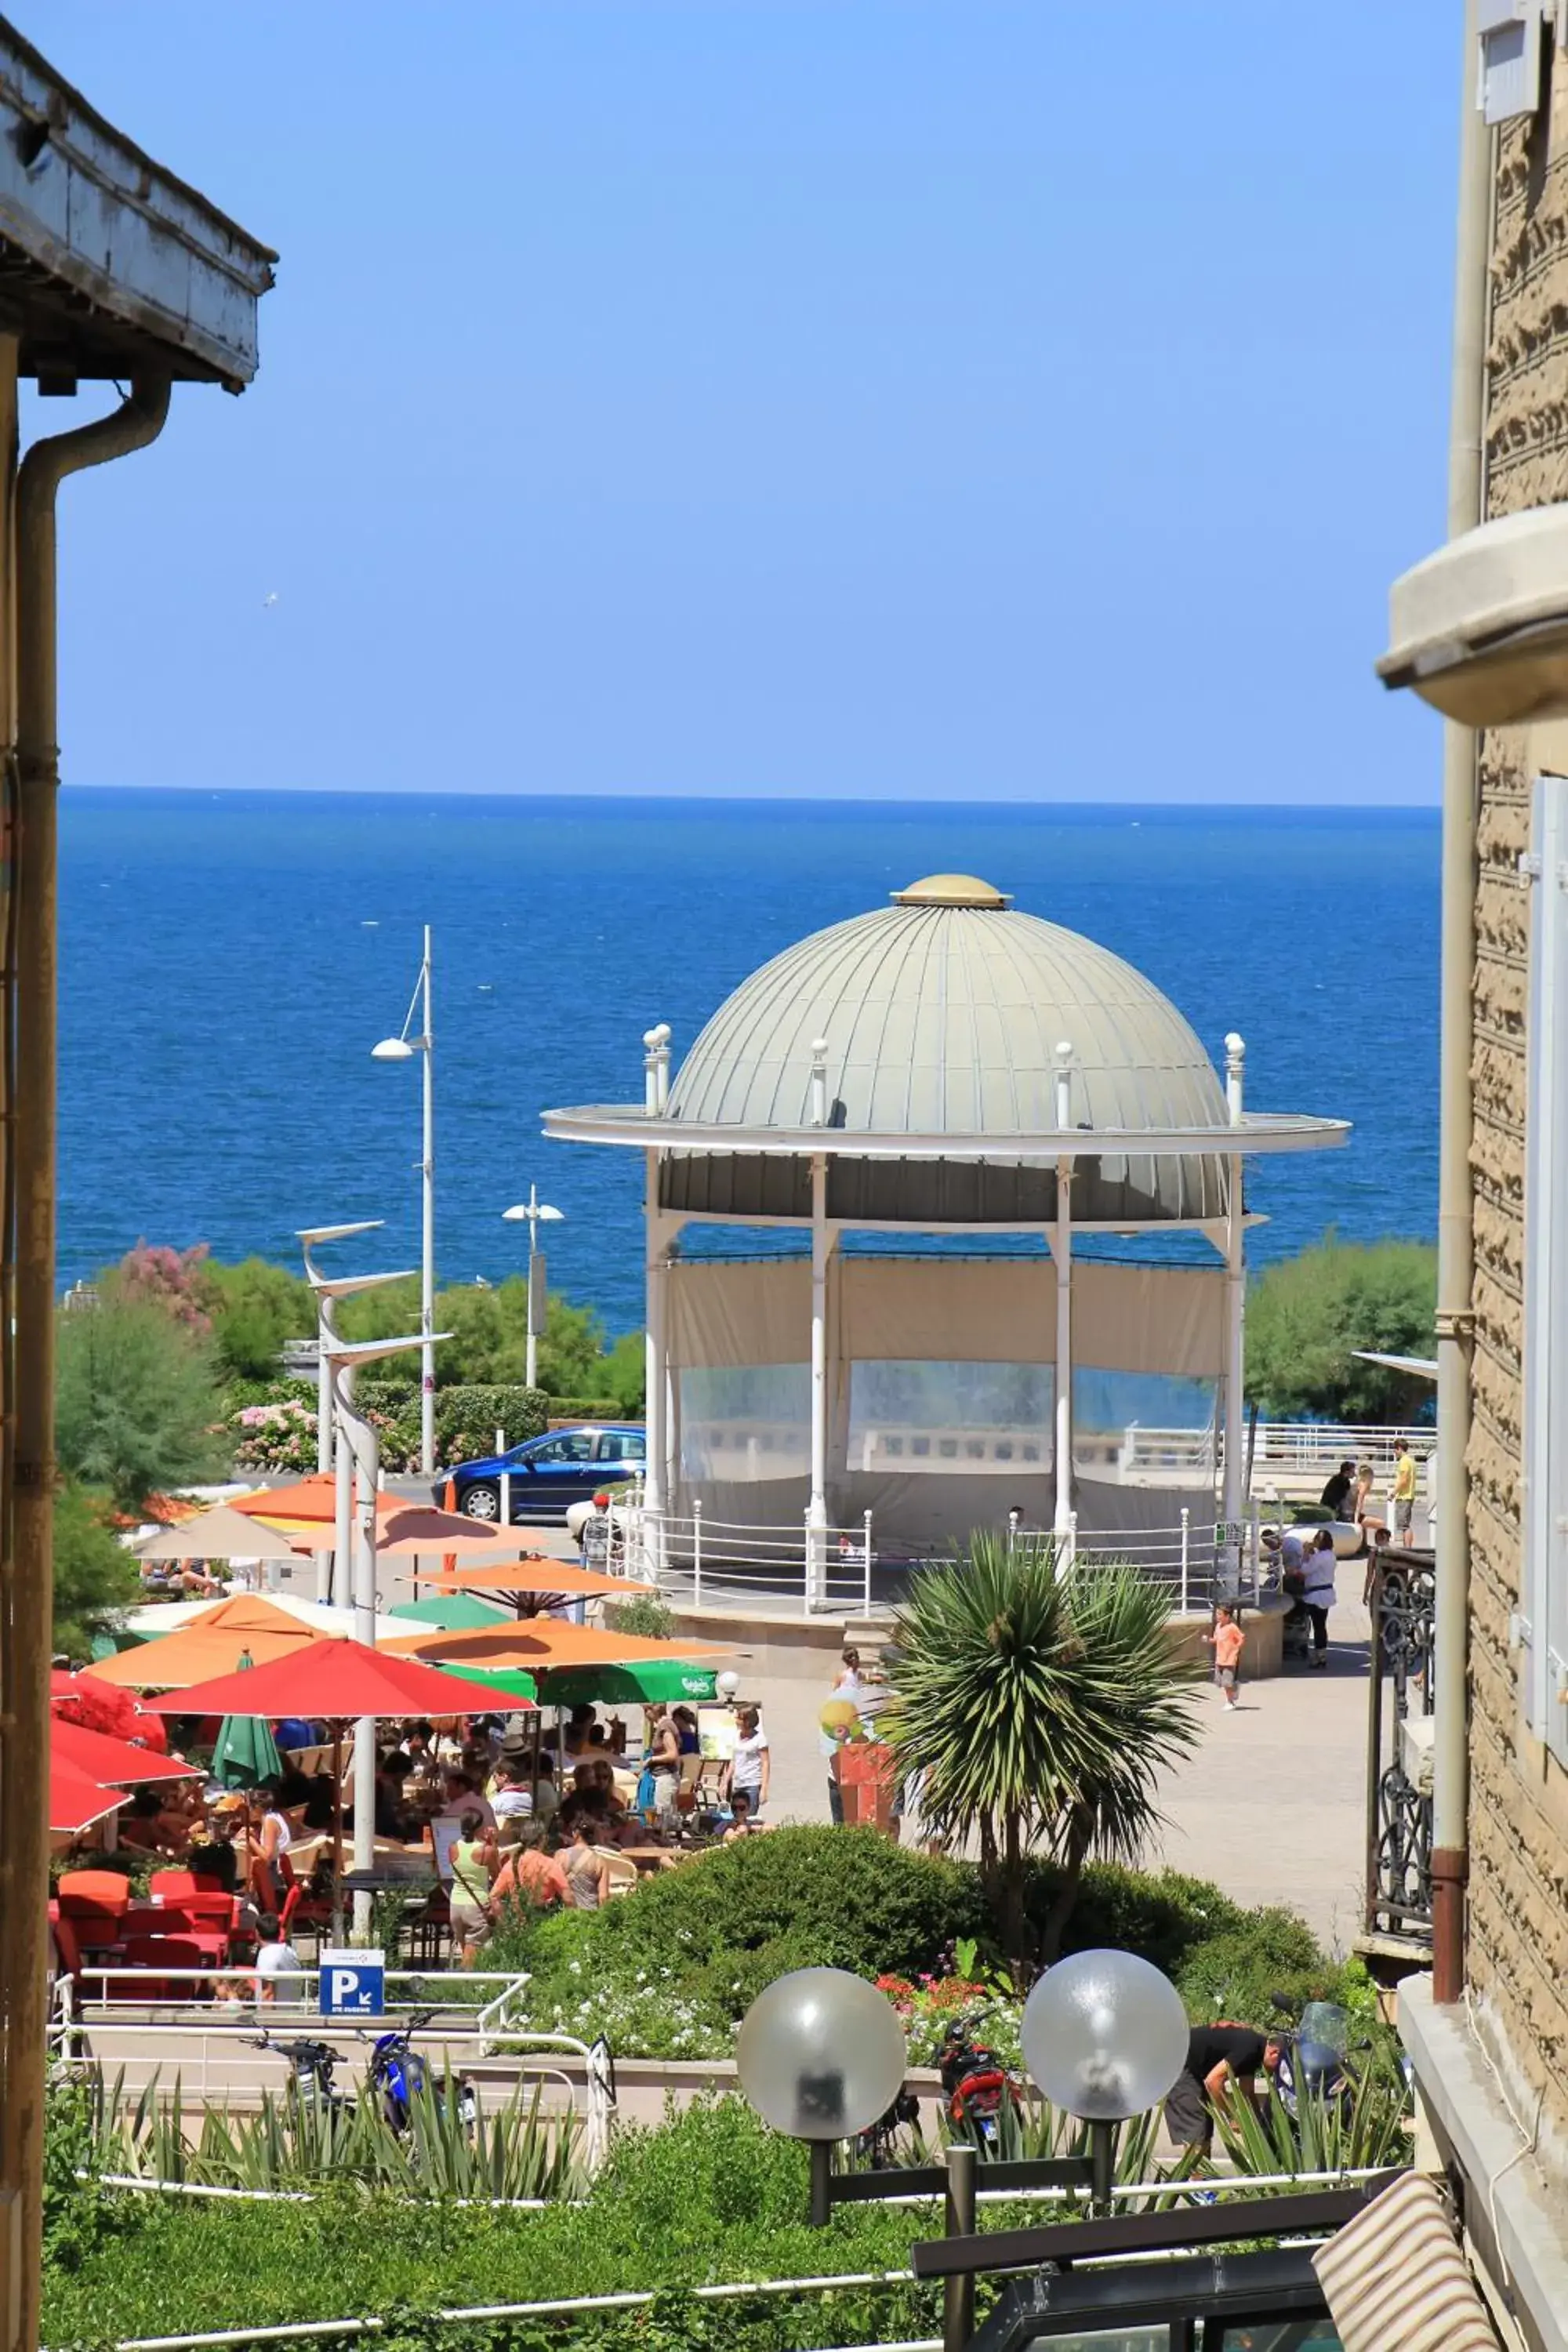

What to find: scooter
left=938, top=2018, right=1022, bottom=2151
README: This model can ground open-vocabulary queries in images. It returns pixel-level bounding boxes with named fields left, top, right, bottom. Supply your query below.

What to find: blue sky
left=40, top=2, right=1456, bottom=804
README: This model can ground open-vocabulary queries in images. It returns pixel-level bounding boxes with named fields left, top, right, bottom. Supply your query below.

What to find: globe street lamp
left=736, top=1966, right=909, bottom=2225
left=371, top=924, right=435, bottom=1477
left=502, top=1185, right=564, bottom=1392
left=1020, top=1947, right=1189, bottom=2211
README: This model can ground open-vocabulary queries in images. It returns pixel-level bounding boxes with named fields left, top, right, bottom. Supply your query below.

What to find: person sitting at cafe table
left=557, top=1761, right=615, bottom=1836
left=723, top=1790, right=761, bottom=1844
left=119, top=1787, right=191, bottom=1857
left=435, top=1769, right=495, bottom=1831
left=563, top=1705, right=599, bottom=1759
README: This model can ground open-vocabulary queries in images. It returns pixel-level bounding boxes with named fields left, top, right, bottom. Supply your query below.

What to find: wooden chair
left=593, top=1847, right=641, bottom=1900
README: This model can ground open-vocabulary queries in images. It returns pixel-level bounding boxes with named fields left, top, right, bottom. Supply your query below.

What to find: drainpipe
left=4, top=376, right=169, bottom=2348
left=1432, top=4, right=1488, bottom=2009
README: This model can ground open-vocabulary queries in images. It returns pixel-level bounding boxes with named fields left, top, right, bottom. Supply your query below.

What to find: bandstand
left=544, top=876, right=1347, bottom=1584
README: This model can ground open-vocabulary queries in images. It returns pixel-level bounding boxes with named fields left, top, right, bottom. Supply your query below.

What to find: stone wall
left=1465, top=66, right=1568, bottom=2173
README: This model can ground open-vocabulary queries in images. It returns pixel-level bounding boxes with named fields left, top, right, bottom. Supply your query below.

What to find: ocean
left=59, top=790, right=1440, bottom=1339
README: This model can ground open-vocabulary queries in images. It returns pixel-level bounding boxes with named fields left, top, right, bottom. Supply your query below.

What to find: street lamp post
left=372, top=924, right=435, bottom=1477
left=503, top=1185, right=564, bottom=1392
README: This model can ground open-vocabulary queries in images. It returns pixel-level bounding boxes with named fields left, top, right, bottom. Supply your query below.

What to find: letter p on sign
left=318, top=1947, right=386, bottom=2018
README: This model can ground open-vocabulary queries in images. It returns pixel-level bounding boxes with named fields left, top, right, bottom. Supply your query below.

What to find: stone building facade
left=1465, top=59, right=1568, bottom=2183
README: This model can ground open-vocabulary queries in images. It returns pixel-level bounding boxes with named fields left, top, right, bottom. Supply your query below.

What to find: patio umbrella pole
left=330, top=1730, right=344, bottom=1947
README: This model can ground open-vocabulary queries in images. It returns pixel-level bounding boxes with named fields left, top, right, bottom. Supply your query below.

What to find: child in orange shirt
left=1204, top=1604, right=1244, bottom=1711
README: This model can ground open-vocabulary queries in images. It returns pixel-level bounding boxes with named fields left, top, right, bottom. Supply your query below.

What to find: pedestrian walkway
left=736, top=1596, right=1373, bottom=1955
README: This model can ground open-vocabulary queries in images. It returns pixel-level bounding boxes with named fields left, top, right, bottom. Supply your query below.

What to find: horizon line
left=62, top=780, right=1443, bottom=814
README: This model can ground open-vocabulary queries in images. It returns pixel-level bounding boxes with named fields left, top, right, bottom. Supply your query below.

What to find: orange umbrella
left=84, top=1595, right=326, bottom=1689
left=227, top=1475, right=383, bottom=1526
left=379, top=1619, right=731, bottom=1672
left=432, top=1559, right=648, bottom=1605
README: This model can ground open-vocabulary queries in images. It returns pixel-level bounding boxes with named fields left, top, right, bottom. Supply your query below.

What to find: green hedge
left=42, top=2100, right=940, bottom=2350
left=543, top=1397, right=628, bottom=1422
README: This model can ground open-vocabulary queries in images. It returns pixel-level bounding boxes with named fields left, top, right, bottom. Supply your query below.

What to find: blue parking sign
left=318, top=1946, right=385, bottom=2018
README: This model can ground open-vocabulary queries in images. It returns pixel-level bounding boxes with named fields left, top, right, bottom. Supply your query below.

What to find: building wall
left=1466, top=57, right=1568, bottom=2180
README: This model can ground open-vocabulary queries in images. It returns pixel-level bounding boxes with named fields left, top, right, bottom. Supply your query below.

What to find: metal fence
left=1121, top=1420, right=1431, bottom=1478
left=634, top=1503, right=1259, bottom=1617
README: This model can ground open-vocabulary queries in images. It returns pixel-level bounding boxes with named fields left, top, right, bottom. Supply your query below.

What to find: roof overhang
left=0, top=18, right=274, bottom=388
left=542, top=1104, right=1349, bottom=1161
left=1377, top=504, right=1568, bottom=726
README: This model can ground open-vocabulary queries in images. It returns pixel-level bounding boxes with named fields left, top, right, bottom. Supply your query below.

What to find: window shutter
left=1523, top=775, right=1568, bottom=1759
left=1479, top=1, right=1545, bottom=125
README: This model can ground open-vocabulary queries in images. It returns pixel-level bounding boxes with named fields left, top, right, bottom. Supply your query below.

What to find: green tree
left=1245, top=1235, right=1438, bottom=1421
left=337, top=1272, right=635, bottom=1399
left=52, top=1479, right=140, bottom=1657
left=884, top=1536, right=1202, bottom=1971
left=205, top=1256, right=316, bottom=1381
left=55, top=1295, right=224, bottom=1511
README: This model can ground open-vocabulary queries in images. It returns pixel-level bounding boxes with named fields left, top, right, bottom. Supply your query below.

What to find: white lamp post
left=503, top=1185, right=564, bottom=1391
left=371, top=924, right=435, bottom=1477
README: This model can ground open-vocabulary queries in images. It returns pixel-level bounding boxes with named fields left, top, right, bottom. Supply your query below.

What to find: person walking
left=1203, top=1604, right=1244, bottom=1711
left=448, top=1809, right=499, bottom=1965
left=1300, top=1529, right=1338, bottom=1670
left=1392, top=1442, right=1418, bottom=1547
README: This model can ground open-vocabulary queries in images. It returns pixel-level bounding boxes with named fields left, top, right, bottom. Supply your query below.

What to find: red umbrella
left=139, top=1639, right=535, bottom=1722
left=51, top=1719, right=201, bottom=1788
left=50, top=1671, right=169, bottom=1752
left=49, top=1758, right=132, bottom=1837
left=140, top=1639, right=533, bottom=1940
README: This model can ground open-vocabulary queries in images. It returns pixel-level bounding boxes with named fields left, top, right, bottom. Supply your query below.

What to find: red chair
left=49, top=1903, right=88, bottom=1980
left=149, top=1869, right=225, bottom=1900
left=57, top=1871, right=132, bottom=1908
left=119, top=1935, right=216, bottom=2000
left=278, top=1882, right=303, bottom=1940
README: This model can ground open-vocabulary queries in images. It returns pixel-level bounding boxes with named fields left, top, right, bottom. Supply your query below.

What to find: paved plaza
left=372, top=1528, right=1374, bottom=1956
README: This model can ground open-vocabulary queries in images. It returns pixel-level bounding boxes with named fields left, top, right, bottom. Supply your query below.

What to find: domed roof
left=668, top=877, right=1227, bottom=1141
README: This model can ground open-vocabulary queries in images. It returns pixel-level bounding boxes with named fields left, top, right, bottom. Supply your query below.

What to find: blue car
left=437, top=1424, right=647, bottom=1523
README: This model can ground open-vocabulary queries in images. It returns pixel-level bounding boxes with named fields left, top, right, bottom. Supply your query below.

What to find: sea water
left=60, top=790, right=1439, bottom=1338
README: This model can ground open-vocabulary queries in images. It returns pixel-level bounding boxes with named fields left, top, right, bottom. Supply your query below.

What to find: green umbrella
left=434, top=1663, right=539, bottom=1704
left=539, top=1662, right=720, bottom=1707
left=391, top=1595, right=513, bottom=1632
left=209, top=1651, right=283, bottom=1789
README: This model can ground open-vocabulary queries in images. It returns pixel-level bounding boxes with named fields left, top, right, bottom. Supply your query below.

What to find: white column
left=809, top=1151, right=829, bottom=1545
left=1053, top=1044, right=1075, bottom=1544
left=315, top=1303, right=334, bottom=1603
left=1221, top=1033, right=1247, bottom=1541
left=644, top=1152, right=667, bottom=1578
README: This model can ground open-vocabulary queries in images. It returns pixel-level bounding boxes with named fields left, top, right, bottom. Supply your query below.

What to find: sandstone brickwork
left=1465, top=71, right=1568, bottom=2172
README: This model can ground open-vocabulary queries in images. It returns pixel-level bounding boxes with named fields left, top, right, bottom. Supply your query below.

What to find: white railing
left=1121, top=1420, right=1431, bottom=1477
left=641, top=1504, right=1261, bottom=1616
left=654, top=1507, right=891, bottom=1617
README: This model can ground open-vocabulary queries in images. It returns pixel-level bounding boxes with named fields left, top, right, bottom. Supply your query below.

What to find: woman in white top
left=245, top=1786, right=292, bottom=1909
left=1300, top=1530, right=1338, bottom=1671
left=724, top=1707, right=771, bottom=1818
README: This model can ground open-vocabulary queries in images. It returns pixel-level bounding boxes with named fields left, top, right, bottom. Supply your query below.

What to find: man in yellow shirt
left=1392, top=1443, right=1417, bottom=1547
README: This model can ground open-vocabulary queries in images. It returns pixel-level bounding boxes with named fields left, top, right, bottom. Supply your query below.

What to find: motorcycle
left=242, top=2029, right=354, bottom=2121
left=938, top=2018, right=1022, bottom=2151
left=1269, top=1994, right=1353, bottom=2118
left=363, top=2008, right=477, bottom=2136
left=852, top=2086, right=921, bottom=2170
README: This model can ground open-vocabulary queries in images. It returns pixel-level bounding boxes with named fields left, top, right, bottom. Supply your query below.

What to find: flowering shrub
left=116, top=1240, right=214, bottom=1334
left=875, top=1970, right=1025, bottom=2071
left=229, top=1399, right=318, bottom=1473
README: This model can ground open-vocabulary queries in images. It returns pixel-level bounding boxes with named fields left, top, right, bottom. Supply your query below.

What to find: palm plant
left=882, top=1534, right=1203, bottom=1971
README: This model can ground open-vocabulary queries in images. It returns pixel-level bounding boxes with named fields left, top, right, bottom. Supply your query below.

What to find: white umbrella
left=132, top=1504, right=303, bottom=1563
